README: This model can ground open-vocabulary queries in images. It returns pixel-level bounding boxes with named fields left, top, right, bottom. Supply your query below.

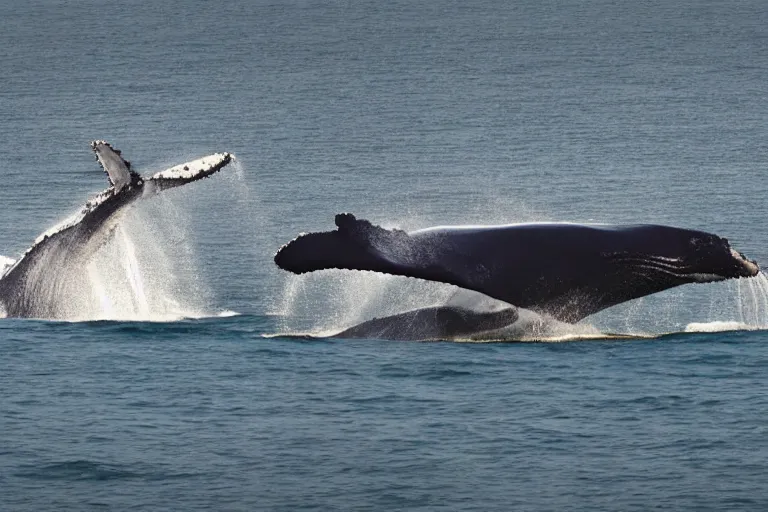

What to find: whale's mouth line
left=609, top=254, right=694, bottom=281
left=628, top=262, right=694, bottom=282
left=610, top=249, right=760, bottom=281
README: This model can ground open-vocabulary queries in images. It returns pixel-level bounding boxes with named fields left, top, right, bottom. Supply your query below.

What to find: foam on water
left=119, top=227, right=151, bottom=318
left=684, top=321, right=758, bottom=333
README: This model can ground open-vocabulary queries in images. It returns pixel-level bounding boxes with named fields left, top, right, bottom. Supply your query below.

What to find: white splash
left=5, top=198, right=226, bottom=322
left=682, top=272, right=768, bottom=333
left=275, top=268, right=768, bottom=341
left=684, top=321, right=757, bottom=333
left=80, top=201, right=218, bottom=321
left=118, top=226, right=151, bottom=319
left=273, top=270, right=459, bottom=334
left=735, top=272, right=768, bottom=328
left=462, top=308, right=610, bottom=343
left=87, top=262, right=115, bottom=319
left=0, top=255, right=15, bottom=278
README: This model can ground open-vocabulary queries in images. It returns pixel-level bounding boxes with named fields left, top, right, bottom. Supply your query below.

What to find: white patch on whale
left=0, top=255, right=14, bottom=278
left=150, top=153, right=232, bottom=180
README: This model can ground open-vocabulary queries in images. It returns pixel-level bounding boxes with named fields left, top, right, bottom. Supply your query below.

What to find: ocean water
left=2, top=0, right=768, bottom=509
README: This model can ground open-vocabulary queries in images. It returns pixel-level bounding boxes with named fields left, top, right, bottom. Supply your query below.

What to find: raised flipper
left=91, top=140, right=232, bottom=195
left=146, top=153, right=233, bottom=193
left=91, top=140, right=140, bottom=193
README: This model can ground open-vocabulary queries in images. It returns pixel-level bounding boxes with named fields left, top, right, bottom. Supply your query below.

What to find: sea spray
left=273, top=271, right=459, bottom=334
left=0, top=255, right=14, bottom=278
left=276, top=270, right=768, bottom=340
left=87, top=262, right=115, bottom=319
left=681, top=273, right=768, bottom=333
left=76, top=158, right=250, bottom=321
left=118, top=226, right=151, bottom=318
left=13, top=199, right=221, bottom=322
left=723, top=272, right=768, bottom=329
left=87, top=201, right=215, bottom=321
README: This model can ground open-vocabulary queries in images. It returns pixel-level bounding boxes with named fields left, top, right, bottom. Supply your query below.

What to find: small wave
left=14, top=460, right=200, bottom=482
left=14, top=460, right=140, bottom=482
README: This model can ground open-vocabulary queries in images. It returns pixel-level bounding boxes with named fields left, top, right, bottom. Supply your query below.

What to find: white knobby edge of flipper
left=91, top=140, right=133, bottom=192
left=150, top=152, right=233, bottom=181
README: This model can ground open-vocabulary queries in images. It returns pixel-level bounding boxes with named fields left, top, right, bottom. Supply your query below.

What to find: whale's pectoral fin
left=274, top=213, right=471, bottom=289
left=91, top=140, right=139, bottom=193
left=145, top=152, right=233, bottom=194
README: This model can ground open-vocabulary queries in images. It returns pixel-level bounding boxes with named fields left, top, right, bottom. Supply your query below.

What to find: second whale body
left=331, top=305, right=519, bottom=341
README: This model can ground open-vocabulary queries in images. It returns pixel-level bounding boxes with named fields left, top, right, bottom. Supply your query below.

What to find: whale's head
left=606, top=226, right=759, bottom=286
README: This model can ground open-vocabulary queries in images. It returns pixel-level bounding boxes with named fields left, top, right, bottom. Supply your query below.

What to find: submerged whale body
left=331, top=305, right=519, bottom=341
left=0, top=141, right=233, bottom=318
left=275, top=213, right=760, bottom=337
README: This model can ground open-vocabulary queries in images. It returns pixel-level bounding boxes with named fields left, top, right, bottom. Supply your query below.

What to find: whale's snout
left=730, top=248, right=760, bottom=277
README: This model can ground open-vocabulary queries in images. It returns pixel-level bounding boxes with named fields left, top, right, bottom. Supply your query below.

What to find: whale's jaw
left=730, top=248, right=760, bottom=278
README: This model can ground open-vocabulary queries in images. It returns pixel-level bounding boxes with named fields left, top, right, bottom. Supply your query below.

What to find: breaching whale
left=275, top=213, right=760, bottom=338
left=0, top=141, right=233, bottom=318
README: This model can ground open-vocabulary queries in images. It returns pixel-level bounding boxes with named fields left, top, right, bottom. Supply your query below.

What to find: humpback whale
left=275, top=214, right=760, bottom=335
left=0, top=141, right=233, bottom=318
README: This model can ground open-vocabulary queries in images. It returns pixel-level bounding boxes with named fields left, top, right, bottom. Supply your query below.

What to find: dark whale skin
left=275, top=214, right=759, bottom=323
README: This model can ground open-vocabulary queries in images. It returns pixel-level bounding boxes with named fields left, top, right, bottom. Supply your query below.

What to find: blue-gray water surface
left=2, top=0, right=768, bottom=510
